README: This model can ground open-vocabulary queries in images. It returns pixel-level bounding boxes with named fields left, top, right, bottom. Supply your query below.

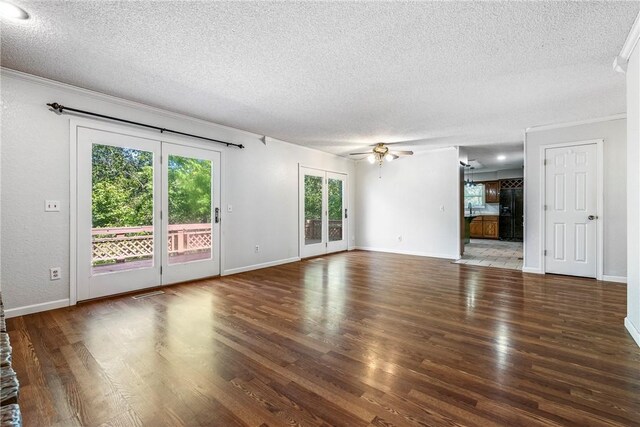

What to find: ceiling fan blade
left=349, top=152, right=372, bottom=155
left=390, top=150, right=414, bottom=155
left=389, top=154, right=400, bottom=160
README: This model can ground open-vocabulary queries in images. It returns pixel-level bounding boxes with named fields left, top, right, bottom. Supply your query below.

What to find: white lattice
left=93, top=235, right=153, bottom=261
left=186, top=232, right=211, bottom=250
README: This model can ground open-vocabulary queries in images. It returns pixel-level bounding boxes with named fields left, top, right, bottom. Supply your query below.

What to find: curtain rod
left=46, top=102, right=245, bottom=149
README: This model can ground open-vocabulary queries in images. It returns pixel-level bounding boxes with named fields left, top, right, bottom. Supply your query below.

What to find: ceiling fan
left=349, top=143, right=414, bottom=165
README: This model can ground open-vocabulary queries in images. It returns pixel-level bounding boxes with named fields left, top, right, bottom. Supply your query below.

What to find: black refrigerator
left=499, top=188, right=523, bottom=241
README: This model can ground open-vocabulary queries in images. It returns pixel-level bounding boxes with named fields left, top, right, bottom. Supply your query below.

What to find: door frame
left=539, top=139, right=604, bottom=280
left=298, top=164, right=349, bottom=258
left=70, top=117, right=225, bottom=305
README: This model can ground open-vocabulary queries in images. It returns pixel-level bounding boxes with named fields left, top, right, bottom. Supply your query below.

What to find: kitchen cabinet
left=469, top=218, right=484, bottom=237
left=469, top=216, right=499, bottom=239
left=484, top=181, right=500, bottom=203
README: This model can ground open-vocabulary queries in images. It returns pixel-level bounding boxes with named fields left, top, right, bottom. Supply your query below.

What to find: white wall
left=625, top=43, right=640, bottom=346
left=524, top=118, right=627, bottom=279
left=355, top=147, right=460, bottom=259
left=0, top=70, right=355, bottom=313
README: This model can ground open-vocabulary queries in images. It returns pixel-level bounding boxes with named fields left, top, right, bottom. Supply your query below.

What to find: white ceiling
left=1, top=1, right=637, bottom=156
left=464, top=142, right=524, bottom=172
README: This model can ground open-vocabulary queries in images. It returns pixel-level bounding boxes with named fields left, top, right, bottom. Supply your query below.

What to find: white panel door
left=77, top=127, right=162, bottom=300
left=299, top=167, right=348, bottom=258
left=545, top=144, right=598, bottom=278
left=161, top=143, right=221, bottom=285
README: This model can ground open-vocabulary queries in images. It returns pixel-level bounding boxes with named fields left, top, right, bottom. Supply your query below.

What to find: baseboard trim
left=5, top=298, right=70, bottom=319
left=222, top=257, right=301, bottom=276
left=354, top=246, right=457, bottom=260
left=625, top=317, right=640, bottom=348
left=601, top=275, right=627, bottom=283
left=522, top=267, right=543, bottom=274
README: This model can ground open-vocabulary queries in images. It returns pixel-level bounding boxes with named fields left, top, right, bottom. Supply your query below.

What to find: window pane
left=304, top=175, right=323, bottom=245
left=328, top=178, right=343, bottom=242
left=167, top=155, right=212, bottom=265
left=91, top=144, right=153, bottom=274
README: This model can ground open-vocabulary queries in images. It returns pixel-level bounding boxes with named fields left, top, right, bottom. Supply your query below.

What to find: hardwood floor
left=7, top=251, right=640, bottom=426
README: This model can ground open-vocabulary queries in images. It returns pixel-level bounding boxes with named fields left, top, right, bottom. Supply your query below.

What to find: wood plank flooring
left=7, top=251, right=640, bottom=426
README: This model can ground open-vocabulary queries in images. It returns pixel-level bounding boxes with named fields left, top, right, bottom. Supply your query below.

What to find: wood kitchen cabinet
left=470, top=216, right=499, bottom=239
left=469, top=218, right=484, bottom=237
left=484, top=181, right=500, bottom=203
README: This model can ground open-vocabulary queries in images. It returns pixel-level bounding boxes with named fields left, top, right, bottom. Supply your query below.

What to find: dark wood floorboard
left=7, top=251, right=640, bottom=426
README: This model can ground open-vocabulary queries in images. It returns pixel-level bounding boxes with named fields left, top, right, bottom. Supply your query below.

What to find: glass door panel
left=91, top=144, right=155, bottom=274
left=162, top=143, right=220, bottom=285
left=326, top=172, right=348, bottom=252
left=328, top=178, right=343, bottom=242
left=167, top=155, right=212, bottom=265
left=77, top=127, right=161, bottom=301
left=304, top=175, right=324, bottom=245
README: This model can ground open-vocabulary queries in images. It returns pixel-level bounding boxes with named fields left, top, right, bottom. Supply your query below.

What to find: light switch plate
left=227, top=204, right=233, bottom=213
left=45, top=200, right=60, bottom=212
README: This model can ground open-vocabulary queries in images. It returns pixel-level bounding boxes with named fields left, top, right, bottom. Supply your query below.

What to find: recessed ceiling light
left=0, top=2, right=29, bottom=20
left=497, top=155, right=506, bottom=161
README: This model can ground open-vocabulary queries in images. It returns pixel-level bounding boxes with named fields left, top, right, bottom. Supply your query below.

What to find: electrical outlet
left=255, top=245, right=260, bottom=253
left=397, top=235, right=403, bottom=242
left=45, top=200, right=61, bottom=212
left=50, top=267, right=61, bottom=280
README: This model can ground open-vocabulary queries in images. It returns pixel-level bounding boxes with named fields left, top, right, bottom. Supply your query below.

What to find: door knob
left=215, top=207, right=220, bottom=223
left=588, top=215, right=598, bottom=220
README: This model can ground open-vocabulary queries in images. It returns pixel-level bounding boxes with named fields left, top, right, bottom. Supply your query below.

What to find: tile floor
left=455, top=239, right=523, bottom=270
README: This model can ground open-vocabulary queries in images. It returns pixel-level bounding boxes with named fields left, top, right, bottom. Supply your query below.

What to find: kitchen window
left=464, top=183, right=485, bottom=208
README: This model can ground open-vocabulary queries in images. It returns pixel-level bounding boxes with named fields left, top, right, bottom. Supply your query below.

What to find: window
left=464, top=183, right=485, bottom=208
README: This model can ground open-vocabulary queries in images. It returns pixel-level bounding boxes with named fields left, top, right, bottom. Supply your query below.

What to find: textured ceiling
left=464, top=142, right=524, bottom=172
left=1, top=1, right=638, bottom=155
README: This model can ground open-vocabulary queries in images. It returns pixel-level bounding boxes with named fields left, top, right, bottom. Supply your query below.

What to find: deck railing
left=304, top=219, right=343, bottom=241
left=92, top=224, right=212, bottom=264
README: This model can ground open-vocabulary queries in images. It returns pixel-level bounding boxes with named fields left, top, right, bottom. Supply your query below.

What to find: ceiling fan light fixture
left=367, top=154, right=376, bottom=164
left=385, top=154, right=394, bottom=162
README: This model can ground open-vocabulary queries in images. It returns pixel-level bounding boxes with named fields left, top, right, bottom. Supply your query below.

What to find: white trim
left=526, top=114, right=626, bottom=134
left=222, top=257, right=301, bottom=276
left=614, top=12, right=640, bottom=71
left=5, top=299, right=70, bottom=319
left=625, top=317, right=640, bottom=348
left=69, top=122, right=78, bottom=305
left=354, top=246, right=457, bottom=260
left=522, top=267, right=543, bottom=274
left=601, top=275, right=627, bottom=283
left=539, top=139, right=604, bottom=280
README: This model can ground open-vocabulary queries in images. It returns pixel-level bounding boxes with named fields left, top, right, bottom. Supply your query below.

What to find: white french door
left=299, top=167, right=348, bottom=258
left=77, top=126, right=221, bottom=301
left=544, top=142, right=599, bottom=278
left=161, top=143, right=220, bottom=285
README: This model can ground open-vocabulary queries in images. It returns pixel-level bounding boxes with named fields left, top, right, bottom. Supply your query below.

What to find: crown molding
left=613, top=12, right=640, bottom=73
left=525, top=114, right=626, bottom=133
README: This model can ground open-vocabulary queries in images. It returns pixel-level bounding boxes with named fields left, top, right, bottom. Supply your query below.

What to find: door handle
left=588, top=215, right=598, bottom=220
left=215, top=207, right=220, bottom=223
left=345, top=208, right=348, bottom=219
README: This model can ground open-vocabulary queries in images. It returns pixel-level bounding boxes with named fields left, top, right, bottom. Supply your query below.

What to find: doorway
left=76, top=126, right=221, bottom=301
left=299, top=167, right=348, bottom=258
left=457, top=143, right=525, bottom=271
